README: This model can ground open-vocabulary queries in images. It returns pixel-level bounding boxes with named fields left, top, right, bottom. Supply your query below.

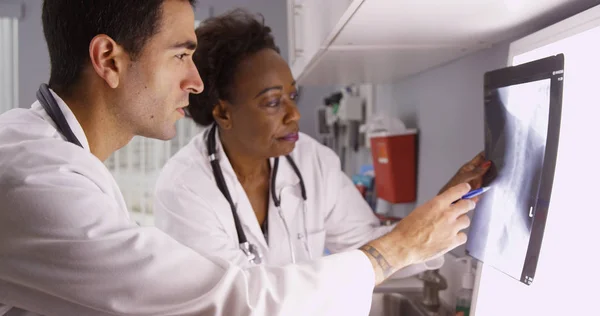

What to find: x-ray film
left=466, top=54, right=564, bottom=285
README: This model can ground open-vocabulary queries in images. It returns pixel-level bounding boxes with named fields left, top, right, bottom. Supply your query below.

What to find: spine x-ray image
left=467, top=54, right=563, bottom=285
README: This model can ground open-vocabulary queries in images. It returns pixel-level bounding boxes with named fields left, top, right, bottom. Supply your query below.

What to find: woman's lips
left=279, top=132, right=299, bottom=142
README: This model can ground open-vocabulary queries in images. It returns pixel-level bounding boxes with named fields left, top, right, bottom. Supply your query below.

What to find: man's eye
left=176, top=53, right=189, bottom=60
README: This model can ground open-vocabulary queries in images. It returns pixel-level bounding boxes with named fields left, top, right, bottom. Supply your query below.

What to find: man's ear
left=212, top=100, right=233, bottom=130
left=89, top=34, right=127, bottom=89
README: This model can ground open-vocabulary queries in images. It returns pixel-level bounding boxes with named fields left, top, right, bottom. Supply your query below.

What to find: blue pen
left=453, top=186, right=491, bottom=204
left=462, top=186, right=491, bottom=199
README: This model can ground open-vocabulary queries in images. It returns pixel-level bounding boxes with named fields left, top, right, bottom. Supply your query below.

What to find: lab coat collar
left=34, top=89, right=91, bottom=152
left=201, top=126, right=236, bottom=190
left=265, top=154, right=304, bottom=257
left=268, top=155, right=302, bottom=196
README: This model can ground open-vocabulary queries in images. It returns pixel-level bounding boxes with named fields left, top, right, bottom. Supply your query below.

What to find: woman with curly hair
left=153, top=9, right=488, bottom=275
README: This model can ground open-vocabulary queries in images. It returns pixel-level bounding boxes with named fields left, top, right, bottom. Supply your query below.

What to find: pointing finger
left=438, top=183, right=471, bottom=205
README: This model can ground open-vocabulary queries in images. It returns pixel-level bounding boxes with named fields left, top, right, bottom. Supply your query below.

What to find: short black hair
left=188, top=8, right=280, bottom=126
left=42, top=0, right=196, bottom=93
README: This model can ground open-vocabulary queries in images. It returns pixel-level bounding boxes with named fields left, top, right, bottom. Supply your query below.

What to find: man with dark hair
left=0, top=1, right=477, bottom=315
left=41, top=0, right=201, bottom=146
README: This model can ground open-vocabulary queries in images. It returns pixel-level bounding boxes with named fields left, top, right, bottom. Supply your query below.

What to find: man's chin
left=140, top=126, right=177, bottom=141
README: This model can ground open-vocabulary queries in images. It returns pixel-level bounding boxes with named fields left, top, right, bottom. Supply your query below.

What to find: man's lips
left=176, top=105, right=188, bottom=116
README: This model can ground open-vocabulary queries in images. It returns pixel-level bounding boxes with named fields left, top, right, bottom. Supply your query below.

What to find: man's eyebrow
left=171, top=40, right=197, bottom=50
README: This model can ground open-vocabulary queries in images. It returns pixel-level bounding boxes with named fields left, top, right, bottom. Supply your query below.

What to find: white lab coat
left=0, top=91, right=376, bottom=316
left=153, top=127, right=443, bottom=274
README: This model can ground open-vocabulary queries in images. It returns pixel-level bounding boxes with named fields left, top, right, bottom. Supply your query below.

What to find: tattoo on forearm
left=360, top=245, right=394, bottom=278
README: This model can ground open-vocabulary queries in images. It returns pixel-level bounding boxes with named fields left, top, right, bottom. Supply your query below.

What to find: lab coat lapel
left=46, top=89, right=91, bottom=152
left=34, top=92, right=128, bottom=214
left=50, top=91, right=128, bottom=213
left=270, top=156, right=302, bottom=219
left=209, top=128, right=269, bottom=250
left=266, top=156, right=303, bottom=260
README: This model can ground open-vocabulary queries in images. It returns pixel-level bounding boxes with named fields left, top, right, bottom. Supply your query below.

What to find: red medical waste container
left=370, top=129, right=418, bottom=203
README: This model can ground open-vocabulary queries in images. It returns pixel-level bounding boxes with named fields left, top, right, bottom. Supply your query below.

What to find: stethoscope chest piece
left=240, top=241, right=262, bottom=264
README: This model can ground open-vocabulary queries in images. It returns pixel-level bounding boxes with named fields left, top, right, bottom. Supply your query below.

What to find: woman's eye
left=289, top=92, right=299, bottom=100
left=266, top=99, right=281, bottom=107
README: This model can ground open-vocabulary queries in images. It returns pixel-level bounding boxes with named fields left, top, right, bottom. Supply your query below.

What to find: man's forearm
left=359, top=236, right=413, bottom=285
left=359, top=245, right=394, bottom=284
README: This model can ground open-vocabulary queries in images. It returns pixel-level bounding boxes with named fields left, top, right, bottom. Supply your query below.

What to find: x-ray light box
left=466, top=54, right=564, bottom=285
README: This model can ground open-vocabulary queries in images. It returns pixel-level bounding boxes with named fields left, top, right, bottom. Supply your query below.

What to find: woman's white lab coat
left=0, top=92, right=376, bottom=316
left=153, top=128, right=443, bottom=273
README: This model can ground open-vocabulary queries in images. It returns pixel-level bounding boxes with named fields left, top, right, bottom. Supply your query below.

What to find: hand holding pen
left=452, top=186, right=491, bottom=204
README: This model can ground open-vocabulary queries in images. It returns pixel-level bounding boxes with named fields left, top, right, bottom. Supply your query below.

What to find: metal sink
left=369, top=292, right=451, bottom=316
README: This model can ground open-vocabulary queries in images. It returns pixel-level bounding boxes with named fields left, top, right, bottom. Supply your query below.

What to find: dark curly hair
left=187, top=8, right=281, bottom=126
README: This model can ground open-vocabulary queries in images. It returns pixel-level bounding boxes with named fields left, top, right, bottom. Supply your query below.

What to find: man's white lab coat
left=0, top=91, right=375, bottom=316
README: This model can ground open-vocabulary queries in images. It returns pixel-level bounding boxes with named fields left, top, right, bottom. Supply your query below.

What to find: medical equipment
left=207, top=124, right=311, bottom=264
left=36, top=84, right=83, bottom=148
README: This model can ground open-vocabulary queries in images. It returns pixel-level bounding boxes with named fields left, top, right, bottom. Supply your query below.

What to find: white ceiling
left=333, top=0, right=598, bottom=47
left=298, top=0, right=600, bottom=85
left=300, top=44, right=477, bottom=85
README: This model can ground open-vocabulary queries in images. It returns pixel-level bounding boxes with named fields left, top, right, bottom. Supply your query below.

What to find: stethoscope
left=36, top=84, right=84, bottom=148
left=37, top=83, right=311, bottom=265
left=207, top=124, right=312, bottom=264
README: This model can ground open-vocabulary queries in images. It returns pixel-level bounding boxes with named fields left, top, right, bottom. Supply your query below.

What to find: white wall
left=16, top=0, right=49, bottom=108
left=372, top=42, right=510, bottom=225
left=420, top=43, right=511, bottom=205
left=372, top=3, right=600, bottom=312
left=371, top=0, right=599, bottom=250
left=374, top=81, right=418, bottom=129
left=368, top=43, right=512, bottom=307
left=0, top=2, right=22, bottom=18
left=473, top=6, right=600, bottom=315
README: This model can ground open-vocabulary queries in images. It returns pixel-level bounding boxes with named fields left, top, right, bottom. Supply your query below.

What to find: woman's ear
left=212, top=100, right=232, bottom=130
